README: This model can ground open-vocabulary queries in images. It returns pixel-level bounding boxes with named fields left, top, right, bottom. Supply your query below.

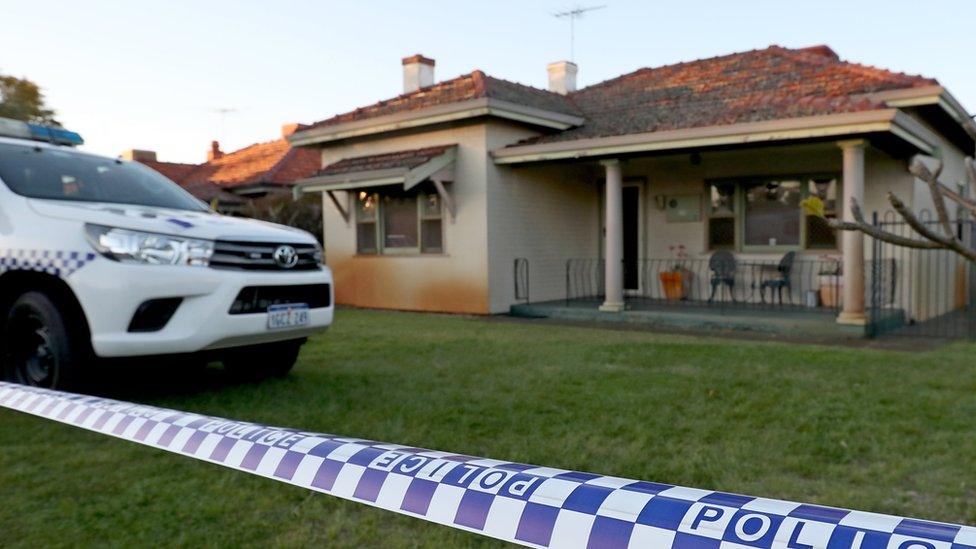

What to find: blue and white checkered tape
left=0, top=249, right=97, bottom=277
left=1, top=382, right=972, bottom=549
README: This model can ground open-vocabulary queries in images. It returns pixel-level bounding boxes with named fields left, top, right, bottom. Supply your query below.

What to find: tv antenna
left=552, top=4, right=606, bottom=61
left=210, top=107, right=244, bottom=142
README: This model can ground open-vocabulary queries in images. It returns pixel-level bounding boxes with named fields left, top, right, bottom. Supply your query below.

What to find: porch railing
left=565, top=257, right=845, bottom=312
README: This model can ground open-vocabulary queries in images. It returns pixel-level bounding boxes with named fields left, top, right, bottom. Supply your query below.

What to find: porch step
left=510, top=301, right=866, bottom=339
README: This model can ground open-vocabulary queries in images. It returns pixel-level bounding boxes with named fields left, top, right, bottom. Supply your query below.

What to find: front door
left=623, top=186, right=640, bottom=291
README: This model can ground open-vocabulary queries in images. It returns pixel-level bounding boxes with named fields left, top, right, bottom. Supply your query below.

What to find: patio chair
left=760, top=251, right=796, bottom=304
left=708, top=250, right=737, bottom=303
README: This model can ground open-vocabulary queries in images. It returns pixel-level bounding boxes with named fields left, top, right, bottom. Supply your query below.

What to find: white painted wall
left=484, top=121, right=601, bottom=312
left=318, top=123, right=493, bottom=313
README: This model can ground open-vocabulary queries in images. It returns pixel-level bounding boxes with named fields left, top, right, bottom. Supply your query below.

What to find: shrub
left=243, top=193, right=323, bottom=243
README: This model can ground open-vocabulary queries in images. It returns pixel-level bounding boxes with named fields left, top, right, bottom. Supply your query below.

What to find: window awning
left=294, top=144, right=456, bottom=194
left=294, top=144, right=458, bottom=223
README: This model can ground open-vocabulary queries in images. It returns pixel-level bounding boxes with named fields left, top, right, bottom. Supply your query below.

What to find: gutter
left=866, top=85, right=976, bottom=140
left=289, top=98, right=585, bottom=147
left=491, top=109, right=937, bottom=164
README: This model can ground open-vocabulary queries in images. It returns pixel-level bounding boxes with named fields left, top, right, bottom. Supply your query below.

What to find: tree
left=0, top=73, right=59, bottom=125
left=803, top=148, right=976, bottom=262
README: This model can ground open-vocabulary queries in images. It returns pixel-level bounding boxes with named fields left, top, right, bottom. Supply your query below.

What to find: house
left=290, top=47, right=976, bottom=331
left=124, top=123, right=321, bottom=213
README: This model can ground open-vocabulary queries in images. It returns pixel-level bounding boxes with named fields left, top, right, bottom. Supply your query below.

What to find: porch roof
left=294, top=145, right=456, bottom=193
left=491, top=108, right=940, bottom=165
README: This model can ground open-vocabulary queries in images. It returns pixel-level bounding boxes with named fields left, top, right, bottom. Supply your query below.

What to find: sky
left=1, top=0, right=973, bottom=164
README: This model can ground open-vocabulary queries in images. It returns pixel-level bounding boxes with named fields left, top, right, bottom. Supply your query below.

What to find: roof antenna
left=552, top=4, right=606, bottom=62
left=210, top=107, right=242, bottom=144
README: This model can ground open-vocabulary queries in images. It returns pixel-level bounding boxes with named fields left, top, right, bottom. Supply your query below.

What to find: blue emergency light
left=0, top=116, right=84, bottom=146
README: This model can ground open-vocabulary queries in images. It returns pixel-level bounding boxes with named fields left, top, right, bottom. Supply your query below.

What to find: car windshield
left=0, top=143, right=207, bottom=211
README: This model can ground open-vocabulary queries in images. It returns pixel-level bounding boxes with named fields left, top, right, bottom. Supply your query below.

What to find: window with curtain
left=355, top=187, right=444, bottom=255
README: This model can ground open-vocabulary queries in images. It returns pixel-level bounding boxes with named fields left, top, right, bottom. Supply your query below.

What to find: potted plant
left=818, top=255, right=843, bottom=308
left=659, top=245, right=694, bottom=300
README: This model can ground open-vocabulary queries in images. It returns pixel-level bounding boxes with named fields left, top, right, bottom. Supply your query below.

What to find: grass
left=2, top=309, right=976, bottom=547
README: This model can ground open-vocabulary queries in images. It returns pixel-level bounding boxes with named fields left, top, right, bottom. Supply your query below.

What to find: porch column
left=600, top=159, right=625, bottom=312
left=837, top=139, right=867, bottom=325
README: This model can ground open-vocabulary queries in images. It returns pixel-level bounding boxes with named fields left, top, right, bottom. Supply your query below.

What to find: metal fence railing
left=867, top=213, right=976, bottom=339
left=562, top=257, right=844, bottom=313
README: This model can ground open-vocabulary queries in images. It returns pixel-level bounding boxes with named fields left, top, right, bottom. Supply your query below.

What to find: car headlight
left=85, top=224, right=214, bottom=267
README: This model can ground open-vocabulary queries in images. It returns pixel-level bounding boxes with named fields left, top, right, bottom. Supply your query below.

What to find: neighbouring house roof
left=136, top=137, right=321, bottom=203
left=183, top=139, right=321, bottom=190
left=519, top=45, right=937, bottom=146
left=137, top=159, right=241, bottom=205
left=139, top=160, right=198, bottom=183
left=301, top=72, right=581, bottom=133
left=180, top=180, right=247, bottom=205
left=297, top=145, right=457, bottom=193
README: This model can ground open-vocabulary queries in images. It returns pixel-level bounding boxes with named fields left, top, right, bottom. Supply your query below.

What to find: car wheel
left=222, top=339, right=304, bottom=380
left=2, top=291, right=87, bottom=390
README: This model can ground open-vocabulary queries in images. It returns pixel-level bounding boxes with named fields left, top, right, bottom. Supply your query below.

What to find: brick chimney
left=402, top=54, right=435, bottom=94
left=207, top=140, right=223, bottom=162
left=547, top=61, right=578, bottom=95
left=120, top=149, right=157, bottom=162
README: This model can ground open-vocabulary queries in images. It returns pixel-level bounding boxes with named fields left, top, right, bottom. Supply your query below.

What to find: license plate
left=267, top=304, right=309, bottom=330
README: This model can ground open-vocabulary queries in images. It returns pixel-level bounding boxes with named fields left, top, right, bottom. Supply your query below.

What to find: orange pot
left=659, top=271, right=692, bottom=300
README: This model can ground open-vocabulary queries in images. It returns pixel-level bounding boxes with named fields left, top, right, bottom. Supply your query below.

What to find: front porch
left=511, top=297, right=866, bottom=339
left=511, top=254, right=867, bottom=338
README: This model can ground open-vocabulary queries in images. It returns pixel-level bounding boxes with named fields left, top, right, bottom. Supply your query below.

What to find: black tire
left=2, top=291, right=88, bottom=389
left=222, top=339, right=304, bottom=381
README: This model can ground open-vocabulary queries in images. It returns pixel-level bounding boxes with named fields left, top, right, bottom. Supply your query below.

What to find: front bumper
left=68, top=259, right=334, bottom=357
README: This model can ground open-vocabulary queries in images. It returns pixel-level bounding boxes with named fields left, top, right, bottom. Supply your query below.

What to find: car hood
left=27, top=199, right=316, bottom=244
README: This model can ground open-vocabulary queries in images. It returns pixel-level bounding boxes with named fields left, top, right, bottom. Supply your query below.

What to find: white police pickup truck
left=0, top=118, right=333, bottom=388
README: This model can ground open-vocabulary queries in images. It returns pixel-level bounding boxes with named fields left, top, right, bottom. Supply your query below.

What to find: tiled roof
left=140, top=160, right=198, bottom=183
left=315, top=145, right=455, bottom=177
left=303, top=71, right=581, bottom=131
left=137, top=138, right=321, bottom=199
left=300, top=45, right=938, bottom=147
left=522, top=45, right=937, bottom=145
left=180, top=180, right=246, bottom=205
left=185, top=139, right=321, bottom=189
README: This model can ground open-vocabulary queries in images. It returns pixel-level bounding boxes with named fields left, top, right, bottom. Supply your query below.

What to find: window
left=806, top=178, right=839, bottom=249
left=356, top=187, right=444, bottom=255
left=707, top=182, right=736, bottom=249
left=743, top=179, right=802, bottom=247
left=356, top=192, right=378, bottom=254
left=420, top=193, right=444, bottom=253
left=706, top=175, right=839, bottom=251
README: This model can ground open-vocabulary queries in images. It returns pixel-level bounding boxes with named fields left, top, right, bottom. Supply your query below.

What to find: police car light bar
left=0, top=117, right=84, bottom=146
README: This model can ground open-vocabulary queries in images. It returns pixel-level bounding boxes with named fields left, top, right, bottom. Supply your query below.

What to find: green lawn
left=2, top=310, right=976, bottom=547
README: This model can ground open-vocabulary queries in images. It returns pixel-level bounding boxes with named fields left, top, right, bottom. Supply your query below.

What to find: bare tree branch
left=828, top=217, right=943, bottom=249
left=909, top=158, right=954, bottom=239
left=888, top=192, right=976, bottom=262
left=825, top=150, right=976, bottom=264
left=936, top=182, right=976, bottom=216
left=827, top=197, right=942, bottom=249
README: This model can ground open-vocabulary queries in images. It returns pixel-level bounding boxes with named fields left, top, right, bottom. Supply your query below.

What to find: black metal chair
left=760, top=251, right=796, bottom=304
left=708, top=251, right=737, bottom=303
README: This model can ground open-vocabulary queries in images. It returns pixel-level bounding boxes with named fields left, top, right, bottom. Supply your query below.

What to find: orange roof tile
left=300, top=45, right=938, bottom=146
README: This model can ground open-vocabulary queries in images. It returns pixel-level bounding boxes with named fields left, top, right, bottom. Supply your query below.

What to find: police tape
left=0, top=381, right=971, bottom=549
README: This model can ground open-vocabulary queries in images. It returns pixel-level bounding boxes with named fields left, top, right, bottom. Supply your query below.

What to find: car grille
left=210, top=240, right=321, bottom=271
left=229, top=284, right=331, bottom=314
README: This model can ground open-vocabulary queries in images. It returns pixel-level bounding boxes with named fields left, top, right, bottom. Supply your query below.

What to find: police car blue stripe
left=0, top=382, right=972, bottom=549
left=0, top=249, right=97, bottom=277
